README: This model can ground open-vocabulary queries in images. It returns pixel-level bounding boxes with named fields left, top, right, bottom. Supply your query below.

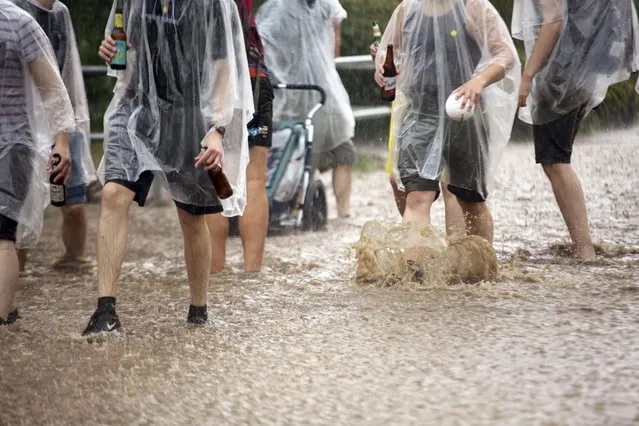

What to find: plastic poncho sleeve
left=374, top=3, right=405, bottom=69
left=512, top=0, right=639, bottom=124
left=465, top=0, right=517, bottom=74
left=0, top=3, right=74, bottom=247
left=22, top=26, right=75, bottom=137
left=511, top=0, right=564, bottom=41
left=325, top=0, right=347, bottom=23
left=59, top=4, right=96, bottom=182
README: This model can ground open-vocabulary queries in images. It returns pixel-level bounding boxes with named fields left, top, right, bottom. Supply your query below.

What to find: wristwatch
left=210, top=124, right=226, bottom=136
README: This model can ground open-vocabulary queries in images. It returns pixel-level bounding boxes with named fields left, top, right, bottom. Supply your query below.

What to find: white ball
left=445, top=92, right=475, bottom=122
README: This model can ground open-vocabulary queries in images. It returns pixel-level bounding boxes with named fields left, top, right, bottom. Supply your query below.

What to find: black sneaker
left=8, top=309, right=20, bottom=323
left=82, top=309, right=121, bottom=336
left=0, top=309, right=20, bottom=326
left=187, top=305, right=208, bottom=325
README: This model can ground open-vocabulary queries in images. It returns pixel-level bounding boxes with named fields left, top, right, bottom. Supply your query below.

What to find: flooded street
left=1, top=128, right=638, bottom=425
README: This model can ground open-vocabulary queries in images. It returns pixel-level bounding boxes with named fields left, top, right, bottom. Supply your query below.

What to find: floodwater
left=1, top=128, right=638, bottom=425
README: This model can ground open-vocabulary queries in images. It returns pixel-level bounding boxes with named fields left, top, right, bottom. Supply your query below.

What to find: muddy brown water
left=1, top=128, right=638, bottom=425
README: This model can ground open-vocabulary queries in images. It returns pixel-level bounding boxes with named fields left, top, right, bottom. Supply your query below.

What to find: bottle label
left=383, top=76, right=397, bottom=93
left=112, top=40, right=127, bottom=66
left=114, top=13, right=124, bottom=29
left=50, top=184, right=65, bottom=203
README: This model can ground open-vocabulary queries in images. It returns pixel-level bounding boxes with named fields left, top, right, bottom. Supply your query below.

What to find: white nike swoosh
left=106, top=322, right=117, bottom=331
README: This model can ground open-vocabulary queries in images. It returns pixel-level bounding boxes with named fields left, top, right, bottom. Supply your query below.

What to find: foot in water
left=51, top=255, right=93, bottom=270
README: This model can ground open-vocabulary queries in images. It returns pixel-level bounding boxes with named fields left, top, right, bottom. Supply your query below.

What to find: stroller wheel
left=302, top=179, right=328, bottom=231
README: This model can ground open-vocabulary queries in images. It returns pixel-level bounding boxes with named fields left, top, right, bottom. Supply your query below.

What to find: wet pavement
left=1, top=127, right=638, bottom=425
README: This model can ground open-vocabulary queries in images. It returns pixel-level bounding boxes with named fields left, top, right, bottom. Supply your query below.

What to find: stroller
left=229, top=83, right=328, bottom=235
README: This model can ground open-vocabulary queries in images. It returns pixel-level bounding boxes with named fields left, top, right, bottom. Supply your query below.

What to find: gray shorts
left=315, top=141, right=356, bottom=173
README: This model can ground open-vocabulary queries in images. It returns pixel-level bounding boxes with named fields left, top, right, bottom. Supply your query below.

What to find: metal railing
left=85, top=55, right=388, bottom=141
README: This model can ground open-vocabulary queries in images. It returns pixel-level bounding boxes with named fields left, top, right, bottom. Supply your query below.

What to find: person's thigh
left=247, top=146, right=269, bottom=181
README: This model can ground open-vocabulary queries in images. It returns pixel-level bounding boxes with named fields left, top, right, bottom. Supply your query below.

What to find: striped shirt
left=0, top=3, right=50, bottom=139
left=11, top=0, right=69, bottom=74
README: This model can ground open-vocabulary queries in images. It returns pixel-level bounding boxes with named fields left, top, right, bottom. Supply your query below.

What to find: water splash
left=354, top=220, right=498, bottom=286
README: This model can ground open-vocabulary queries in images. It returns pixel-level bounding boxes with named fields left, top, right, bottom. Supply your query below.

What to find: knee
left=405, top=191, right=436, bottom=210
left=458, top=199, right=487, bottom=215
left=441, top=184, right=456, bottom=200
left=541, top=163, right=564, bottom=180
left=247, top=172, right=266, bottom=188
left=178, top=210, right=206, bottom=235
left=61, top=204, right=85, bottom=221
left=100, top=183, right=132, bottom=213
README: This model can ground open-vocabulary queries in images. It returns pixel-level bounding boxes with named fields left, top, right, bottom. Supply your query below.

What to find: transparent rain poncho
left=377, top=0, right=520, bottom=198
left=100, top=0, right=254, bottom=216
left=11, top=0, right=96, bottom=183
left=512, top=0, right=639, bottom=124
left=255, top=0, right=355, bottom=154
left=0, top=0, right=75, bottom=247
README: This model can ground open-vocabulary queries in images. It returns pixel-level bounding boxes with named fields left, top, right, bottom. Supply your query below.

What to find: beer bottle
left=110, top=0, right=127, bottom=70
left=50, top=154, right=66, bottom=207
left=208, top=166, right=233, bottom=200
left=200, top=148, right=233, bottom=199
left=372, top=20, right=382, bottom=46
left=381, top=44, right=397, bottom=102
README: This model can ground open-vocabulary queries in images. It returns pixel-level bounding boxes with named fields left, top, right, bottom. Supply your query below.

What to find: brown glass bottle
left=50, top=154, right=66, bottom=207
left=208, top=166, right=233, bottom=200
left=381, top=44, right=397, bottom=102
left=110, top=0, right=127, bottom=70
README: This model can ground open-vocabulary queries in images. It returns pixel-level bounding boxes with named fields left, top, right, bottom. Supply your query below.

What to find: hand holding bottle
left=194, top=129, right=223, bottom=171
left=48, top=136, right=71, bottom=184
left=98, top=36, right=132, bottom=65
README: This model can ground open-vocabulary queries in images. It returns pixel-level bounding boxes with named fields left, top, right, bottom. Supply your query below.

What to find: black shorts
left=0, top=215, right=18, bottom=242
left=533, top=104, right=587, bottom=164
left=247, top=77, right=274, bottom=149
left=107, top=172, right=223, bottom=216
left=0, top=143, right=33, bottom=241
left=400, top=174, right=486, bottom=203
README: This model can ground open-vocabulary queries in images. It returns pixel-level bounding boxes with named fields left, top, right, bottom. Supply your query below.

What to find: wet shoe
left=187, top=305, right=208, bottom=325
left=0, top=309, right=20, bottom=326
left=82, top=309, right=121, bottom=336
left=8, top=309, right=20, bottom=323
left=51, top=255, right=93, bottom=270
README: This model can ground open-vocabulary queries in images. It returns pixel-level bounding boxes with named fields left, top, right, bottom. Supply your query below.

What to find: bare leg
left=60, top=204, right=87, bottom=259
left=239, top=146, right=269, bottom=272
left=542, top=163, right=595, bottom=260
left=402, top=190, right=437, bottom=228
left=0, top=240, right=19, bottom=319
left=17, top=248, right=28, bottom=272
left=457, top=200, right=494, bottom=245
left=333, top=164, right=352, bottom=218
left=97, top=183, right=134, bottom=298
left=206, top=214, right=228, bottom=274
left=441, top=184, right=466, bottom=239
left=389, top=176, right=406, bottom=216
left=177, top=208, right=211, bottom=307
